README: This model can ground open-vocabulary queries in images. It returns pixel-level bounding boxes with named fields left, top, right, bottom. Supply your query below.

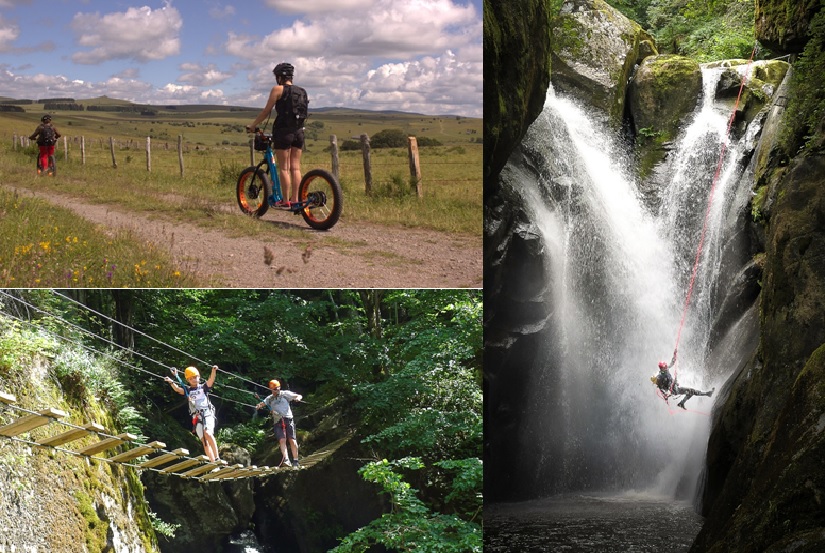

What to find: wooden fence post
left=81, top=136, right=86, bottom=165
left=110, top=137, right=117, bottom=168
left=63, top=136, right=68, bottom=162
left=146, top=137, right=151, bottom=172
left=407, top=136, right=422, bottom=198
left=178, top=135, right=184, bottom=177
left=330, top=135, right=339, bottom=181
left=360, top=133, right=372, bottom=195
left=13, top=134, right=17, bottom=151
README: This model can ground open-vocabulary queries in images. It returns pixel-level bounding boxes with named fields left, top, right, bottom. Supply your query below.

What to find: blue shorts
left=272, top=417, right=296, bottom=441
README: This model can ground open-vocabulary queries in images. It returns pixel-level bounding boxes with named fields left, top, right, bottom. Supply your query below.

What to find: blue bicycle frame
left=239, top=130, right=343, bottom=229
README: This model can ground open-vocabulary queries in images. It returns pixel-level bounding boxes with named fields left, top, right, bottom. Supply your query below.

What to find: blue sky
left=0, top=0, right=482, bottom=117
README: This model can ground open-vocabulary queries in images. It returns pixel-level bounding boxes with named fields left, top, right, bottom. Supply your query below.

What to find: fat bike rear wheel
left=298, top=169, right=343, bottom=230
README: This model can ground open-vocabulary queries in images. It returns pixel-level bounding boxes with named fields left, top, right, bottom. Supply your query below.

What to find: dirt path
left=7, top=185, right=481, bottom=288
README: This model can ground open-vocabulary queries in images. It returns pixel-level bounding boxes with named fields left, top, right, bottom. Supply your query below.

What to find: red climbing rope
left=672, top=44, right=759, bottom=374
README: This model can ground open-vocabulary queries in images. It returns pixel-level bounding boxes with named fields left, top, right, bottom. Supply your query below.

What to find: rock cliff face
left=0, top=356, right=157, bottom=553
left=755, top=0, right=821, bottom=54
left=486, top=4, right=825, bottom=550
left=483, top=0, right=554, bottom=197
left=689, top=4, right=825, bottom=552
left=691, top=152, right=825, bottom=553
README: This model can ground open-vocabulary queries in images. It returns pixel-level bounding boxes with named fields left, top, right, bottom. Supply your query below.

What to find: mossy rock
left=628, top=55, right=701, bottom=177
left=755, top=0, right=822, bottom=54
left=551, top=0, right=657, bottom=125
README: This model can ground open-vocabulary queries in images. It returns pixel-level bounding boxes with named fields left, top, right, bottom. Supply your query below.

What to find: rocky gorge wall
left=485, top=0, right=825, bottom=550
left=0, top=354, right=158, bottom=553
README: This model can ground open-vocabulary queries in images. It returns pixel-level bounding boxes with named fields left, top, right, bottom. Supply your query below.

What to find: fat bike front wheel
left=298, top=169, right=343, bottom=230
left=237, top=167, right=272, bottom=217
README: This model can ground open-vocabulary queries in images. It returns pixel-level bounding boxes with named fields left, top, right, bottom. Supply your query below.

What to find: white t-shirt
left=183, top=383, right=213, bottom=412
left=262, top=390, right=299, bottom=420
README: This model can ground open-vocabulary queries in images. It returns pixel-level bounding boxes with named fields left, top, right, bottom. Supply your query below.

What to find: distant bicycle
left=236, top=129, right=343, bottom=231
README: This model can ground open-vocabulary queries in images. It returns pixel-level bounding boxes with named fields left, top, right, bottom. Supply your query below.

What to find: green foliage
left=329, top=458, right=482, bottom=553
left=607, top=0, right=756, bottom=60
left=370, top=128, right=408, bottom=148
left=148, top=510, right=181, bottom=540
left=217, top=420, right=267, bottom=451
left=218, top=158, right=245, bottom=187
left=51, top=347, right=146, bottom=437
left=374, top=172, right=416, bottom=199
left=435, top=458, right=483, bottom=517
left=417, top=136, right=443, bottom=147
left=782, top=4, right=825, bottom=153
left=0, top=316, right=57, bottom=379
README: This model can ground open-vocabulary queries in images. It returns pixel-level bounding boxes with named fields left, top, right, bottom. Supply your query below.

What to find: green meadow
left=0, top=98, right=480, bottom=287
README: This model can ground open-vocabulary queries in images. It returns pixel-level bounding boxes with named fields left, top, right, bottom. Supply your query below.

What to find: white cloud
left=70, top=5, right=183, bottom=64
left=178, top=63, right=233, bottom=86
left=208, top=3, right=236, bottom=19
left=0, top=0, right=32, bottom=8
left=223, top=0, right=481, bottom=115
left=227, top=0, right=478, bottom=59
left=263, top=0, right=374, bottom=14
left=357, top=50, right=481, bottom=115
left=0, top=15, right=20, bottom=52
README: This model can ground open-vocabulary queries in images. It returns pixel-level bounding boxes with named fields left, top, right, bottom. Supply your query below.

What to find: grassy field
left=0, top=187, right=199, bottom=287
left=0, top=97, right=480, bottom=287
left=1, top=98, right=481, bottom=234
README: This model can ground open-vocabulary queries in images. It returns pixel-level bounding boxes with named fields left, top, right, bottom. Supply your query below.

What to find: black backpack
left=280, top=85, right=308, bottom=129
left=39, top=124, right=56, bottom=145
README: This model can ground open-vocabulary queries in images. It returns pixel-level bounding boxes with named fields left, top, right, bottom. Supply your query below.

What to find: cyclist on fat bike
left=246, top=62, right=308, bottom=208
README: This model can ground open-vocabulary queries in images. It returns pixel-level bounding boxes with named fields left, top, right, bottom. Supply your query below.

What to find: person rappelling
left=650, top=348, right=714, bottom=410
left=164, top=365, right=221, bottom=462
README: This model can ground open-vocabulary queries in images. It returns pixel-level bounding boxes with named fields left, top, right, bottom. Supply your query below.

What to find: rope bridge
left=0, top=391, right=350, bottom=482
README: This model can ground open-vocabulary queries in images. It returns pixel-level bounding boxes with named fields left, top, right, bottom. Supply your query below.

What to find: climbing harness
left=667, top=42, right=759, bottom=398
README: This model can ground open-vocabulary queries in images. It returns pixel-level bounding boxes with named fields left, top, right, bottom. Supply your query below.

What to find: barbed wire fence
left=10, top=132, right=480, bottom=196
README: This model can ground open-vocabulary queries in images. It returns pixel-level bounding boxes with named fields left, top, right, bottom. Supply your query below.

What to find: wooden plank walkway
left=0, top=391, right=349, bottom=481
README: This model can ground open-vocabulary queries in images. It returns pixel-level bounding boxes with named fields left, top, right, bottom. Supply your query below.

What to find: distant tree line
left=0, top=105, right=25, bottom=112
left=38, top=97, right=76, bottom=104
left=44, top=103, right=84, bottom=111
left=340, top=128, right=443, bottom=150
left=87, top=105, right=143, bottom=113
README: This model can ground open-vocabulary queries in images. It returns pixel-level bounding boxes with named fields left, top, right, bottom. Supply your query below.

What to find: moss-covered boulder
left=483, top=0, right=554, bottom=196
left=627, top=55, right=702, bottom=178
left=692, top=153, right=825, bottom=553
left=755, top=0, right=822, bottom=54
left=710, top=59, right=790, bottom=130
left=551, top=0, right=657, bottom=125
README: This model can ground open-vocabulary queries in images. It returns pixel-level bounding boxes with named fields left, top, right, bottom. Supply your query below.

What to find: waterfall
left=514, top=66, right=759, bottom=499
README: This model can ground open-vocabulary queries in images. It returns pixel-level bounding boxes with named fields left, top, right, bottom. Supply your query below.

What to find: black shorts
left=272, top=127, right=304, bottom=150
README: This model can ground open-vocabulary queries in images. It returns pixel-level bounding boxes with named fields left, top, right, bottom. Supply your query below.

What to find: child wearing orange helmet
left=165, top=365, right=220, bottom=461
left=256, top=379, right=302, bottom=467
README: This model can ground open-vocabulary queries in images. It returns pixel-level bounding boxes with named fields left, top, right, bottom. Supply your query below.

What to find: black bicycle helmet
left=41, top=114, right=51, bottom=122
left=272, top=62, right=294, bottom=79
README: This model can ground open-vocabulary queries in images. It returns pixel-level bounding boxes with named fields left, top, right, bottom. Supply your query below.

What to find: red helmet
left=658, top=361, right=668, bottom=369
